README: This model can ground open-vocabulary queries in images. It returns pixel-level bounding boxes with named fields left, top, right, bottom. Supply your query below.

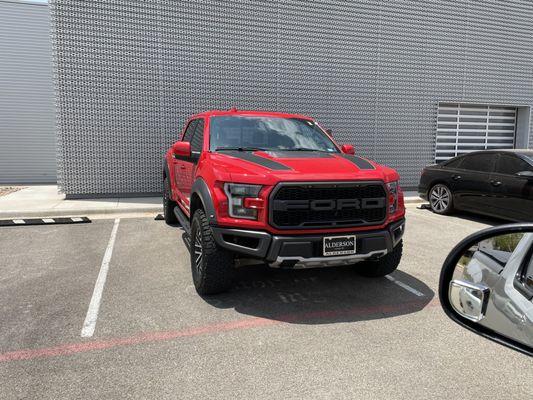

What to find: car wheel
left=190, top=209, right=234, bottom=295
left=163, top=177, right=178, bottom=224
left=357, top=240, right=403, bottom=277
left=429, top=184, right=454, bottom=215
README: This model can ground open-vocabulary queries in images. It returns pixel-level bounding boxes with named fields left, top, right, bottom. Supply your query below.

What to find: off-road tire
left=357, top=240, right=403, bottom=277
left=190, top=209, right=234, bottom=295
left=163, top=177, right=178, bottom=225
left=428, top=183, right=454, bottom=215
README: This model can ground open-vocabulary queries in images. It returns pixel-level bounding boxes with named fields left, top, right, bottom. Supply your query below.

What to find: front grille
left=270, top=182, right=387, bottom=229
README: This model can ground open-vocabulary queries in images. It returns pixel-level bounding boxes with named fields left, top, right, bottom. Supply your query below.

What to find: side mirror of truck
left=172, top=141, right=191, bottom=158
left=439, top=223, right=533, bottom=357
left=340, top=144, right=355, bottom=155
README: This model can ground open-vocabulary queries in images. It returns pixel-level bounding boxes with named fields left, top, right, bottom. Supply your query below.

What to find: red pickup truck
left=164, top=109, right=405, bottom=294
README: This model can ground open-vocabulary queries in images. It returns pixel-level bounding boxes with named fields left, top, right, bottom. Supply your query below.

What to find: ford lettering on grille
left=270, top=182, right=387, bottom=229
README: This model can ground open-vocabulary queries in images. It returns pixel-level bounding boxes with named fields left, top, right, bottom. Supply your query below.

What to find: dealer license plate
left=323, top=235, right=356, bottom=256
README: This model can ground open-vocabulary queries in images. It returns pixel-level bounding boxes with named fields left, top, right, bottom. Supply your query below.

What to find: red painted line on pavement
left=0, top=298, right=439, bottom=363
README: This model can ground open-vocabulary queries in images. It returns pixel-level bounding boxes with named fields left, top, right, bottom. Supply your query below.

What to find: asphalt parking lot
left=1, top=205, right=532, bottom=399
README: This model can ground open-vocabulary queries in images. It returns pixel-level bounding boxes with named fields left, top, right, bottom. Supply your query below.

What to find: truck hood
left=208, top=150, right=399, bottom=184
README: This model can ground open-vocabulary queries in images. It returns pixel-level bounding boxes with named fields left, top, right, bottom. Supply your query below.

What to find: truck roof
left=189, top=109, right=313, bottom=120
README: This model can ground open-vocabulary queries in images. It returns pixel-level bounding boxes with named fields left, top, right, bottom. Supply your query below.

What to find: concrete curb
left=404, top=197, right=424, bottom=204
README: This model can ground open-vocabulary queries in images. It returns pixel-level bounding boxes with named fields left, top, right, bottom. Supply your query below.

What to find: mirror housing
left=516, top=170, right=533, bottom=180
left=439, top=223, right=533, bottom=356
left=325, top=128, right=333, bottom=136
left=172, top=141, right=191, bottom=158
left=340, top=144, right=355, bottom=155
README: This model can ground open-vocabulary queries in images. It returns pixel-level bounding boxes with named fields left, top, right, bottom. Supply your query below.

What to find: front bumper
left=210, top=218, right=405, bottom=269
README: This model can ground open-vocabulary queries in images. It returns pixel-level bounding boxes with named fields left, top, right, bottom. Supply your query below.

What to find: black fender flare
left=163, top=159, right=170, bottom=179
left=190, top=178, right=217, bottom=224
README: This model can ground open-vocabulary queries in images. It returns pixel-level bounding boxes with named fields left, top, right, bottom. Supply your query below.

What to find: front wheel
left=190, top=209, right=234, bottom=295
left=429, top=183, right=454, bottom=215
left=357, top=240, right=403, bottom=277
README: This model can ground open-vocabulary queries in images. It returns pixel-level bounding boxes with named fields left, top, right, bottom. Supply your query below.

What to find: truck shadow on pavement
left=201, top=265, right=435, bottom=325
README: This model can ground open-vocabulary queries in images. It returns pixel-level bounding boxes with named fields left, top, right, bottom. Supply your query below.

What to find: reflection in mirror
left=449, top=232, right=533, bottom=348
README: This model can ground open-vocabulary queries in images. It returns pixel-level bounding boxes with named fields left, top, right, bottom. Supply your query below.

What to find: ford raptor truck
left=163, top=109, right=405, bottom=294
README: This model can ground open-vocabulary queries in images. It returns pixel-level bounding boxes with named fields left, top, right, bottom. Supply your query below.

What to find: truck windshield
left=209, top=116, right=339, bottom=153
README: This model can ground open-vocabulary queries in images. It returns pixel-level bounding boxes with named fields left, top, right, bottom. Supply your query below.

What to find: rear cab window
left=182, top=119, right=198, bottom=142
left=190, top=118, right=205, bottom=155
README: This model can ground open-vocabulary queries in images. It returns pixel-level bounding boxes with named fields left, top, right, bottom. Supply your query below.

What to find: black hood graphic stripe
left=338, top=154, right=375, bottom=170
left=223, top=151, right=292, bottom=170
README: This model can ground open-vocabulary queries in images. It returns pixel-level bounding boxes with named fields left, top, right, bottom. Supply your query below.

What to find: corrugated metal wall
left=50, top=0, right=533, bottom=195
left=0, top=0, right=56, bottom=183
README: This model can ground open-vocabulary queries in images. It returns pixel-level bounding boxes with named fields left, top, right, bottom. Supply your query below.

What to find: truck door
left=180, top=118, right=205, bottom=208
left=173, top=119, right=198, bottom=202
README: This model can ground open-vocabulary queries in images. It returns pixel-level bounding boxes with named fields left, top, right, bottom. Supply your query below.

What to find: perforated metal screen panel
left=436, top=103, right=517, bottom=162
left=50, top=0, right=533, bottom=195
left=0, top=1, right=56, bottom=183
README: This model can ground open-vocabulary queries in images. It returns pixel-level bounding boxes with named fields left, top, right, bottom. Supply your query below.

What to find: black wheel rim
left=193, top=229, right=203, bottom=274
left=430, top=185, right=450, bottom=212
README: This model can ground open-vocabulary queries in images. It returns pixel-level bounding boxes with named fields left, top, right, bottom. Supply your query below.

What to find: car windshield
left=209, top=116, right=339, bottom=152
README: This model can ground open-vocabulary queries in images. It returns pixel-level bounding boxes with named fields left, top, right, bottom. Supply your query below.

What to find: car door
left=451, top=152, right=497, bottom=213
left=506, top=236, right=533, bottom=345
left=473, top=233, right=533, bottom=346
left=490, top=153, right=533, bottom=221
left=173, top=119, right=198, bottom=201
left=180, top=118, right=205, bottom=209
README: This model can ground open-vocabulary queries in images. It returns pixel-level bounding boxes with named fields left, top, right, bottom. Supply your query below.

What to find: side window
left=495, top=154, right=532, bottom=175
left=182, top=119, right=198, bottom=142
left=514, top=241, right=533, bottom=300
left=190, top=119, right=204, bottom=154
left=444, top=157, right=463, bottom=169
left=460, top=153, right=495, bottom=172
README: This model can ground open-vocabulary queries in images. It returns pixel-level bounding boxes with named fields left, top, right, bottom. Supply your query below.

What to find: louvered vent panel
left=436, top=103, right=516, bottom=162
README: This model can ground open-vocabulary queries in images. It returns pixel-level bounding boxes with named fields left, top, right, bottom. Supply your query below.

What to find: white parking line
left=81, top=218, right=120, bottom=338
left=385, top=274, right=425, bottom=297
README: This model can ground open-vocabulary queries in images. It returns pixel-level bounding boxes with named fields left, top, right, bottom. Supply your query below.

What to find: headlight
left=223, top=183, right=263, bottom=220
left=387, top=181, right=399, bottom=214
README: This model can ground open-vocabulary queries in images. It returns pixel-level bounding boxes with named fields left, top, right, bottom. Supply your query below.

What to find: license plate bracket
left=323, top=235, right=356, bottom=256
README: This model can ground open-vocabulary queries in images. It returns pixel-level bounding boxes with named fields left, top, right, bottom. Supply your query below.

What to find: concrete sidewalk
left=0, top=186, right=162, bottom=218
left=0, top=185, right=423, bottom=219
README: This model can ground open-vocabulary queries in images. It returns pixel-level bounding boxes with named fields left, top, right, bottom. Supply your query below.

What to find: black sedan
left=418, top=150, right=533, bottom=221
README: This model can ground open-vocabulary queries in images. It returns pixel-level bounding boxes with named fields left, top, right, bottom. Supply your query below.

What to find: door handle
left=452, top=175, right=461, bottom=181
left=490, top=180, right=502, bottom=187
left=180, top=165, right=186, bottom=170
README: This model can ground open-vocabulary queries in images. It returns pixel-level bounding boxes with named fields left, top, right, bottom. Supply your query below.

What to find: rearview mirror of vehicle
left=172, top=141, right=191, bottom=158
left=516, top=170, right=533, bottom=180
left=340, top=144, right=355, bottom=155
left=439, top=223, right=533, bottom=356
left=325, top=128, right=333, bottom=136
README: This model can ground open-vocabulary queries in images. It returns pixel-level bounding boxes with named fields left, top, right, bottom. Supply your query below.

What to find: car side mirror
left=340, top=144, right=355, bottom=155
left=172, top=141, right=191, bottom=158
left=516, top=170, right=533, bottom=180
left=326, top=128, right=333, bottom=136
left=439, top=223, right=533, bottom=356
